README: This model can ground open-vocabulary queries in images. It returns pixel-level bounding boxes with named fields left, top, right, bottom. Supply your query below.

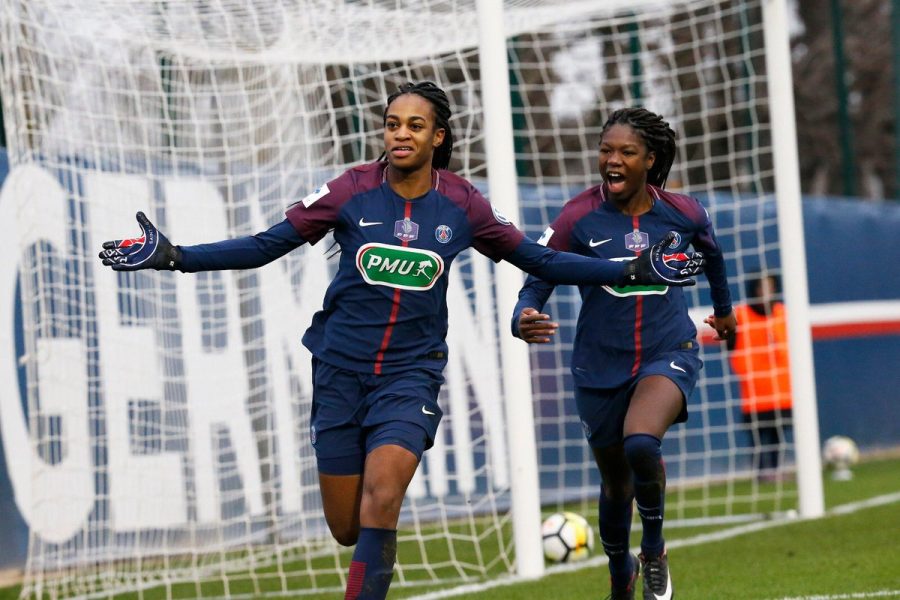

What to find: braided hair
left=383, top=81, right=454, bottom=170
left=601, top=107, right=677, bottom=188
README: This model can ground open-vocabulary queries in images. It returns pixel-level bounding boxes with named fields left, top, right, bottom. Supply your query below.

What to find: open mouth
left=605, top=172, right=626, bottom=191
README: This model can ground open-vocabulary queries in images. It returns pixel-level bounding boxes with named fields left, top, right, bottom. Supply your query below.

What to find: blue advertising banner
left=0, top=147, right=897, bottom=572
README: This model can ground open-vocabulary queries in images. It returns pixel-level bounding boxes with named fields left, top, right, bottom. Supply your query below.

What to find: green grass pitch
left=2, top=456, right=898, bottom=600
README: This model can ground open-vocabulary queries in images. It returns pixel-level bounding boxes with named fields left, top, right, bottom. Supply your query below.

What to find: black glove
left=98, top=211, right=182, bottom=271
left=622, top=231, right=704, bottom=287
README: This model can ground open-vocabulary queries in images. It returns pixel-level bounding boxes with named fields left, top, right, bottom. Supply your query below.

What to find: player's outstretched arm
left=622, top=231, right=705, bottom=287
left=98, top=211, right=182, bottom=271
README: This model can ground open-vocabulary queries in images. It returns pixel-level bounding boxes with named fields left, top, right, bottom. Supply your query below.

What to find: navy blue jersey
left=286, top=162, right=525, bottom=375
left=514, top=183, right=732, bottom=389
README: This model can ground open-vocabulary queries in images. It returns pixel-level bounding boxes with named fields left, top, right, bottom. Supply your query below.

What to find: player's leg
left=344, top=368, right=443, bottom=600
left=319, top=473, right=363, bottom=546
left=310, top=359, right=369, bottom=546
left=623, top=375, right=681, bottom=600
left=624, top=374, right=680, bottom=553
left=344, top=442, right=420, bottom=600
left=593, top=443, right=639, bottom=599
left=577, top=386, right=639, bottom=598
left=625, top=349, right=700, bottom=600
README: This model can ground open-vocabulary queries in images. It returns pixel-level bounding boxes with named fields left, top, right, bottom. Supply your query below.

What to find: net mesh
left=0, top=1, right=796, bottom=597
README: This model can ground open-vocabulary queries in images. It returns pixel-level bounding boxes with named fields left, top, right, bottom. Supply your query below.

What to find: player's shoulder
left=287, top=161, right=384, bottom=213
left=343, top=161, right=387, bottom=192
left=435, top=169, right=494, bottom=216
left=555, top=183, right=605, bottom=224
left=652, top=185, right=709, bottom=224
left=436, top=169, right=481, bottom=201
left=323, top=161, right=386, bottom=204
left=565, top=183, right=605, bottom=210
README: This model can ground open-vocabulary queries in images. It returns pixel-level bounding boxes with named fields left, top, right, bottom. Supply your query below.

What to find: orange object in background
left=730, top=302, right=793, bottom=414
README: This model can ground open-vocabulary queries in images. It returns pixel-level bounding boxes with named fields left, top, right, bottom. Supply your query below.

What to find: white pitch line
left=406, top=491, right=900, bottom=600
left=772, top=591, right=900, bottom=600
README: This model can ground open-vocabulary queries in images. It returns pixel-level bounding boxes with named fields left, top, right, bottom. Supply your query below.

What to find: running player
left=98, top=84, right=705, bottom=600
left=512, top=107, right=736, bottom=600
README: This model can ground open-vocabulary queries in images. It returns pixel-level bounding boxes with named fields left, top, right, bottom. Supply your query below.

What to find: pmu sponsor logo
left=602, top=256, right=669, bottom=297
left=356, top=243, right=444, bottom=290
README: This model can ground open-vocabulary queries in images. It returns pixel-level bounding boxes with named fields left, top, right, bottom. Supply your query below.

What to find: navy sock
left=344, top=527, right=397, bottom=600
left=623, top=433, right=666, bottom=558
left=599, top=485, right=635, bottom=587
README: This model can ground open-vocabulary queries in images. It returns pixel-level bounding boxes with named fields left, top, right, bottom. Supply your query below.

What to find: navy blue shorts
left=575, top=348, right=702, bottom=449
left=310, top=358, right=445, bottom=475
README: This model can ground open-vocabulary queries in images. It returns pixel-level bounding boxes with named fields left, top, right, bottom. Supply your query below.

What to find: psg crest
left=435, top=225, right=452, bottom=243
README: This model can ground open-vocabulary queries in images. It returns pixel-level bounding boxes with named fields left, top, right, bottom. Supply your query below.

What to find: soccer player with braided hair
left=512, top=106, right=736, bottom=600
left=98, top=85, right=704, bottom=600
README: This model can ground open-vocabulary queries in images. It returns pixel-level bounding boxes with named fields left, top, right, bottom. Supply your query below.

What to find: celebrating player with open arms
left=512, top=107, right=736, bottom=600
left=98, top=83, right=705, bottom=600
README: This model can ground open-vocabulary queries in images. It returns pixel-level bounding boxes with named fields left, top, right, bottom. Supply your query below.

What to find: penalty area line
left=771, top=591, right=900, bottom=600
left=405, top=491, right=900, bottom=600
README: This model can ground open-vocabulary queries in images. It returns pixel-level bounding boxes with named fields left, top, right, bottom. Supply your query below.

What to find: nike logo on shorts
left=359, top=217, right=383, bottom=227
left=589, top=238, right=612, bottom=247
left=669, top=361, right=686, bottom=373
left=422, top=406, right=436, bottom=416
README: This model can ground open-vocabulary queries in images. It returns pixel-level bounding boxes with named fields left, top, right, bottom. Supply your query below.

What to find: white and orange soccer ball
left=541, top=511, right=594, bottom=563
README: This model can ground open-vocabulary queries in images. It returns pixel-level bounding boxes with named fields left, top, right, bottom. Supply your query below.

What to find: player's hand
left=622, top=231, right=704, bottom=287
left=98, top=211, right=182, bottom=271
left=517, top=307, right=558, bottom=344
left=704, top=311, right=738, bottom=341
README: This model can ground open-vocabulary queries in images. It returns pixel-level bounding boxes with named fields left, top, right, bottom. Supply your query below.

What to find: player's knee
left=362, top=482, right=404, bottom=519
left=623, top=433, right=662, bottom=474
left=329, top=523, right=360, bottom=547
left=601, top=482, right=634, bottom=503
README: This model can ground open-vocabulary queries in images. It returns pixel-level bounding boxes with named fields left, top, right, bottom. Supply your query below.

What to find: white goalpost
left=0, top=0, right=821, bottom=598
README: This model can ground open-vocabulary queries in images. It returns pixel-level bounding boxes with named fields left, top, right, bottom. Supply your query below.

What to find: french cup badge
left=625, top=228, right=649, bottom=252
left=394, top=218, right=419, bottom=242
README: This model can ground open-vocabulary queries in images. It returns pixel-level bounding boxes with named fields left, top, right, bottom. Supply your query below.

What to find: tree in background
left=793, top=0, right=893, bottom=199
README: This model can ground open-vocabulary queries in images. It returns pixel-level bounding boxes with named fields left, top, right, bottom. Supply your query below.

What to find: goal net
left=0, top=0, right=800, bottom=597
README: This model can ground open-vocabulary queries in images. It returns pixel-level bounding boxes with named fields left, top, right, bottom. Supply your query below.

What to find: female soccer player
left=98, top=84, right=703, bottom=600
left=512, top=107, right=736, bottom=600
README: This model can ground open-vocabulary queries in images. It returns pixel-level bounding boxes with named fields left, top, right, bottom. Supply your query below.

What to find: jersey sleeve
left=510, top=274, right=556, bottom=337
left=687, top=197, right=733, bottom=316
left=464, top=185, right=526, bottom=260
left=179, top=219, right=305, bottom=272
left=508, top=195, right=591, bottom=337
left=284, top=169, right=356, bottom=244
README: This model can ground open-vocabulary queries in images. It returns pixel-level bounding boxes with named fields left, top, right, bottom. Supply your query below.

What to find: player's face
left=598, top=124, right=655, bottom=202
left=384, top=94, right=446, bottom=173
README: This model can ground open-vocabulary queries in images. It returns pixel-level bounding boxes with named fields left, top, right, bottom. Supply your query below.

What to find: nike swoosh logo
left=589, top=238, right=612, bottom=247
left=359, top=217, right=383, bottom=227
left=421, top=406, right=436, bottom=416
left=669, top=361, right=686, bottom=373
left=653, top=571, right=673, bottom=600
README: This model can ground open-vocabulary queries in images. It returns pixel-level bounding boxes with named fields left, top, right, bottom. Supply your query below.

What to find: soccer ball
left=541, top=511, right=594, bottom=563
left=822, top=435, right=859, bottom=480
